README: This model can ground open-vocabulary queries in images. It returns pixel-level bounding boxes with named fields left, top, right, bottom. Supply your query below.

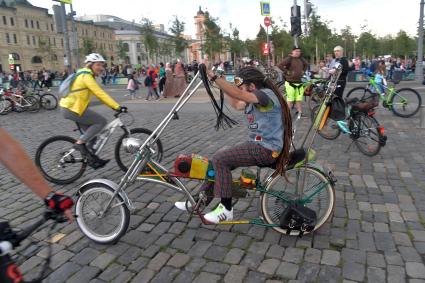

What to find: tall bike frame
left=75, top=64, right=342, bottom=244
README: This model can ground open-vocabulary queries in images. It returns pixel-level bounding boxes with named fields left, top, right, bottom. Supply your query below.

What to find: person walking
left=126, top=73, right=139, bottom=99
left=278, top=47, right=308, bottom=115
left=173, top=59, right=187, bottom=98
left=158, top=62, right=166, bottom=97
left=162, top=63, right=174, bottom=98
left=145, top=69, right=160, bottom=101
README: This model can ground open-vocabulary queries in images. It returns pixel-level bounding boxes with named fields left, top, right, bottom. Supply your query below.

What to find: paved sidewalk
left=1, top=84, right=425, bottom=282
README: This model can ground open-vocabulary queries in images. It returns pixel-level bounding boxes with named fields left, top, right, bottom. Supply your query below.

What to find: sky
left=29, top=0, right=420, bottom=40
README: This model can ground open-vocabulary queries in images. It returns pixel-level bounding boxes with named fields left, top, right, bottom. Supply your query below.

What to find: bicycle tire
left=35, top=135, right=87, bottom=184
left=260, top=166, right=335, bottom=236
left=40, top=93, right=58, bottom=110
left=390, top=88, right=421, bottom=118
left=114, top=128, right=164, bottom=172
left=25, top=96, right=40, bottom=112
left=75, top=183, right=130, bottom=244
left=0, top=98, right=12, bottom=115
left=311, top=105, right=341, bottom=140
left=307, top=91, right=324, bottom=113
left=345, top=87, right=371, bottom=100
left=353, top=113, right=382, bottom=156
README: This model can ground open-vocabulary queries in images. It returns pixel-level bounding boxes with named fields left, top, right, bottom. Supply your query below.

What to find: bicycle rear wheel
left=115, top=128, right=163, bottom=172
left=353, top=114, right=383, bottom=156
left=311, top=105, right=341, bottom=140
left=390, top=88, right=421, bottom=118
left=75, top=183, right=130, bottom=244
left=35, top=135, right=87, bottom=184
left=260, top=166, right=335, bottom=236
left=345, top=87, right=371, bottom=100
left=40, top=93, right=58, bottom=110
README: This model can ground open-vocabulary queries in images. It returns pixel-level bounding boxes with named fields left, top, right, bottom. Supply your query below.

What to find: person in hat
left=278, top=47, right=308, bottom=115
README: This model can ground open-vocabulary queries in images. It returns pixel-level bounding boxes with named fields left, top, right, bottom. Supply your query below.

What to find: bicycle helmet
left=84, top=53, right=106, bottom=64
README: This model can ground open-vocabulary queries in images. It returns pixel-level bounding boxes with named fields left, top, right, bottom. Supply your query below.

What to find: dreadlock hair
left=237, top=67, right=293, bottom=177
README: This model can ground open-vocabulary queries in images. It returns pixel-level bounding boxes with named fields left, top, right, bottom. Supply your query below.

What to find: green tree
left=169, top=16, right=187, bottom=56
left=116, top=40, right=127, bottom=61
left=82, top=38, right=96, bottom=55
left=226, top=24, right=244, bottom=63
left=340, top=25, right=357, bottom=59
left=393, top=30, right=416, bottom=59
left=357, top=31, right=379, bottom=59
left=140, top=18, right=158, bottom=63
left=203, top=14, right=224, bottom=61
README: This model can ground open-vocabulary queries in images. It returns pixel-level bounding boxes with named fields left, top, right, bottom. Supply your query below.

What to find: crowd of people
left=124, top=59, right=195, bottom=101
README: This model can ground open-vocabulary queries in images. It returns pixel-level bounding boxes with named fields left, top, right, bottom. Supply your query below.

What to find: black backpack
left=144, top=75, right=152, bottom=87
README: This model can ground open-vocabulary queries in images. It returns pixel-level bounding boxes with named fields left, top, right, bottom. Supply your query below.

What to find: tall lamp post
left=415, top=0, right=424, bottom=82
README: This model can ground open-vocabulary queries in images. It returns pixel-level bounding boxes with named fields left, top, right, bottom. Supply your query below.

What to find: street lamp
left=415, top=0, right=424, bottom=82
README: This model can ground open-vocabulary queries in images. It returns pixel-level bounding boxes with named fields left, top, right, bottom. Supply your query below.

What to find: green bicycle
left=346, top=75, right=421, bottom=118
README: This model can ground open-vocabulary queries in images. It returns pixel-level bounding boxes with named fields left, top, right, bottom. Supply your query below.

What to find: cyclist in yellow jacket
left=60, top=53, right=127, bottom=169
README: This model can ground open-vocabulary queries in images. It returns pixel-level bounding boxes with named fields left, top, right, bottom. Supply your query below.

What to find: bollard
left=421, top=105, right=425, bottom=128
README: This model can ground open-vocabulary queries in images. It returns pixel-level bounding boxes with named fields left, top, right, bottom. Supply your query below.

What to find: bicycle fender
left=306, top=162, right=337, bottom=185
left=76, top=179, right=135, bottom=211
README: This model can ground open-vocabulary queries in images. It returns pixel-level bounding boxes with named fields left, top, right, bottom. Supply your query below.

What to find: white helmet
left=84, top=53, right=106, bottom=64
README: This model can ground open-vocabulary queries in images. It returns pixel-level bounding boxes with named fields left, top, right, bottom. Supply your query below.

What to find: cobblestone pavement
left=1, top=83, right=425, bottom=282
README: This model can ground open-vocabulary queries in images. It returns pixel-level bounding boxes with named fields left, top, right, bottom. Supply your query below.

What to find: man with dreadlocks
left=175, top=66, right=293, bottom=224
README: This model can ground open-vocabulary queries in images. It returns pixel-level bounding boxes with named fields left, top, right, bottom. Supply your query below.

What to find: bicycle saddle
left=260, top=148, right=306, bottom=170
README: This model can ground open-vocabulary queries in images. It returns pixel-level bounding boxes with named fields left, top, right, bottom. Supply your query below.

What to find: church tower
left=194, top=6, right=205, bottom=41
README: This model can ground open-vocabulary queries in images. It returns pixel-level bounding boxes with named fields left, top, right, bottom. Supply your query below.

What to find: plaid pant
left=208, top=142, right=277, bottom=198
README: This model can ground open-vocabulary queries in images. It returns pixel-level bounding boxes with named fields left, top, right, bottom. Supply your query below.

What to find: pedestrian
left=162, top=62, right=173, bottom=98
left=173, top=59, right=187, bottom=98
left=145, top=69, right=160, bottom=101
left=158, top=62, right=166, bottom=97
left=31, top=70, right=40, bottom=90
left=126, top=73, right=139, bottom=99
left=278, top=46, right=308, bottom=115
left=328, top=46, right=353, bottom=98
left=316, top=60, right=328, bottom=79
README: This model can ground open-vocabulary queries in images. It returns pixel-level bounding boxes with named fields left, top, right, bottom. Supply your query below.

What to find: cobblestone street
left=2, top=83, right=425, bottom=283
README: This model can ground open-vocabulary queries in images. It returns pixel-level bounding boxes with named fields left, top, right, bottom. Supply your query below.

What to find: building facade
left=77, top=14, right=189, bottom=66
left=0, top=0, right=116, bottom=73
left=188, top=7, right=231, bottom=63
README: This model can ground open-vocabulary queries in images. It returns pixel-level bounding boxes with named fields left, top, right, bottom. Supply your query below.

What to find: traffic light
left=291, top=16, right=302, bottom=37
left=290, top=5, right=302, bottom=37
left=262, top=42, right=269, bottom=55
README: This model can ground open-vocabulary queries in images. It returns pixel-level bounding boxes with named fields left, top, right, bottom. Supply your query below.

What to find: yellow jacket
left=59, top=68, right=120, bottom=116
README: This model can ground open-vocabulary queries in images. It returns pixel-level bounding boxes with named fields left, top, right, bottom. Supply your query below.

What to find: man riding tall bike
left=59, top=53, right=127, bottom=169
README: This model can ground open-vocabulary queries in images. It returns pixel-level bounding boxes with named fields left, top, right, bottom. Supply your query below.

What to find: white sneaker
left=175, top=201, right=192, bottom=211
left=204, top=203, right=233, bottom=224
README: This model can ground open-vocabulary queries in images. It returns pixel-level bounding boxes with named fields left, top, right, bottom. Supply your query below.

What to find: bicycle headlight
left=122, top=138, right=143, bottom=153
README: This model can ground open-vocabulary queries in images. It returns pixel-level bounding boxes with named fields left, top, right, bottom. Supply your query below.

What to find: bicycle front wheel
left=115, top=128, right=164, bottom=172
left=390, top=88, right=421, bottom=118
left=311, top=105, right=341, bottom=140
left=260, top=166, right=335, bottom=236
left=25, top=96, right=40, bottom=112
left=35, top=135, right=87, bottom=184
left=75, top=183, right=130, bottom=244
left=353, top=114, right=383, bottom=156
left=0, top=98, right=12, bottom=115
left=40, top=93, right=58, bottom=110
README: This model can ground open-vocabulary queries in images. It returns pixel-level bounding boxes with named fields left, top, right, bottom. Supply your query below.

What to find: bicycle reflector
left=368, top=111, right=375, bottom=117
left=378, top=126, right=385, bottom=136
